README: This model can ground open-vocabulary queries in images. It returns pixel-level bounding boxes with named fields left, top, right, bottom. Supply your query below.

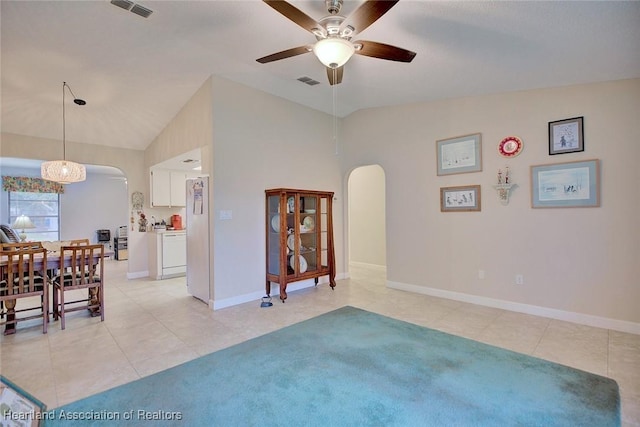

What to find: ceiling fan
left=256, top=0, right=416, bottom=85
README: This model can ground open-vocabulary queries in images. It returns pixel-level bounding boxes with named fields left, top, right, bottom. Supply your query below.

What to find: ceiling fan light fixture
left=313, top=38, right=355, bottom=69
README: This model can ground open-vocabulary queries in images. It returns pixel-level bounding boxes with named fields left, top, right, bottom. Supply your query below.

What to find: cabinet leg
left=279, top=283, right=287, bottom=302
left=314, top=277, right=318, bottom=287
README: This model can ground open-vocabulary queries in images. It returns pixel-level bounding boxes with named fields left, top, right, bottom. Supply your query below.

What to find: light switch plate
left=219, top=210, right=232, bottom=220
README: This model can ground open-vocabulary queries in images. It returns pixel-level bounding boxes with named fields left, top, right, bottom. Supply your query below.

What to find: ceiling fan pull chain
left=333, top=68, right=339, bottom=156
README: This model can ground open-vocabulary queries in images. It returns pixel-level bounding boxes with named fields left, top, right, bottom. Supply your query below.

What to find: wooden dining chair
left=69, top=238, right=90, bottom=246
left=1, top=242, right=43, bottom=251
left=0, top=246, right=49, bottom=335
left=0, top=242, right=46, bottom=320
left=52, top=243, right=105, bottom=330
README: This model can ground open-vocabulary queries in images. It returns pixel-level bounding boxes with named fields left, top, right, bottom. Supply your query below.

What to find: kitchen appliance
left=97, top=229, right=111, bottom=251
left=163, top=232, right=186, bottom=273
left=114, top=226, right=128, bottom=261
left=148, top=231, right=187, bottom=279
left=171, top=214, right=183, bottom=230
left=96, top=229, right=111, bottom=243
left=186, top=177, right=211, bottom=304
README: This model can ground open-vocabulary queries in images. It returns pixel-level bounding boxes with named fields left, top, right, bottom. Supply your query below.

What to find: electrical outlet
left=515, top=274, right=524, bottom=285
left=478, top=270, right=485, bottom=280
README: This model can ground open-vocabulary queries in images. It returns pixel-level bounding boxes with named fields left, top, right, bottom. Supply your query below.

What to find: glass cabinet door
left=299, top=194, right=318, bottom=275
left=267, top=194, right=281, bottom=276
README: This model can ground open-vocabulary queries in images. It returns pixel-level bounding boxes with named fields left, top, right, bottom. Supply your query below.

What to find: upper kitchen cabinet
left=150, top=169, right=199, bottom=207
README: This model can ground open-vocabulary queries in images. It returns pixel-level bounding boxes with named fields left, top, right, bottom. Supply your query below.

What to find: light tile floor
left=1, top=260, right=639, bottom=426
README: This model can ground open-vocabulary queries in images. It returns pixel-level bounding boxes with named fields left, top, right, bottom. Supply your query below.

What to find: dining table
left=0, top=245, right=113, bottom=334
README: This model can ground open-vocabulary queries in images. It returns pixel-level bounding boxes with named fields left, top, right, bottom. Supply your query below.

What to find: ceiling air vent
left=131, top=4, right=153, bottom=18
left=111, top=0, right=153, bottom=18
left=297, top=76, right=320, bottom=86
left=111, top=0, right=133, bottom=11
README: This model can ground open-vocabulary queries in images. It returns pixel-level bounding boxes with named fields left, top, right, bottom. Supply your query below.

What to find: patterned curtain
left=2, top=176, right=65, bottom=194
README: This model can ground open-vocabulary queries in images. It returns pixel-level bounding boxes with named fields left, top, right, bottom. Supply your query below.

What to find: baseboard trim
left=127, top=270, right=149, bottom=280
left=212, top=273, right=348, bottom=310
left=387, top=280, right=640, bottom=335
left=349, top=261, right=386, bottom=272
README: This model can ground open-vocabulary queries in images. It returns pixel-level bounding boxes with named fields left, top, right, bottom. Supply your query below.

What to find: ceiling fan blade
left=263, top=0, right=322, bottom=33
left=256, top=46, right=311, bottom=64
left=341, top=0, right=399, bottom=34
left=326, top=66, right=344, bottom=85
left=354, top=40, right=416, bottom=62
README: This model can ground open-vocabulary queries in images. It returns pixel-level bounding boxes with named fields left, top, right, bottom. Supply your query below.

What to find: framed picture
left=436, top=133, right=482, bottom=176
left=440, top=185, right=481, bottom=212
left=549, top=116, right=584, bottom=155
left=530, top=159, right=600, bottom=208
left=1, top=375, right=47, bottom=426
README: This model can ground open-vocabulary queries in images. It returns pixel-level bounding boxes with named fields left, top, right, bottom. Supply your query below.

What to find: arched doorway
left=347, top=164, right=386, bottom=283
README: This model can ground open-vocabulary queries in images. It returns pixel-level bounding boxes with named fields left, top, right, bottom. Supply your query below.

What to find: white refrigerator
left=186, top=176, right=211, bottom=304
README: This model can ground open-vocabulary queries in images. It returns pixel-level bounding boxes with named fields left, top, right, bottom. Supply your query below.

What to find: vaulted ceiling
left=2, top=1, right=639, bottom=151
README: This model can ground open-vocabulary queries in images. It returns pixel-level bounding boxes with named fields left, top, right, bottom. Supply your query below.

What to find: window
left=8, top=191, right=60, bottom=241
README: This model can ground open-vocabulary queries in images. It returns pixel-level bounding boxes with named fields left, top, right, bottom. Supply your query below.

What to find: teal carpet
left=45, top=306, right=619, bottom=426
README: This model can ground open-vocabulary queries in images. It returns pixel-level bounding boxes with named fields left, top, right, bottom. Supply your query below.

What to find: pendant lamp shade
left=41, top=160, right=86, bottom=184
left=41, top=82, right=87, bottom=184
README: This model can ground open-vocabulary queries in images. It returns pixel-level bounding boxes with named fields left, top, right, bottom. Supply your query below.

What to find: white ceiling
left=2, top=1, right=639, bottom=152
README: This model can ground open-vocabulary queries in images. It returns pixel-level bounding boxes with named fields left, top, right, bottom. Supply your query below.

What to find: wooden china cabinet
left=265, top=188, right=336, bottom=302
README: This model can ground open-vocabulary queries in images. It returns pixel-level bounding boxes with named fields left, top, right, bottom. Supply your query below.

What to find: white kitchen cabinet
left=150, top=169, right=199, bottom=207
left=148, top=231, right=187, bottom=279
left=170, top=171, right=187, bottom=207
left=150, top=169, right=197, bottom=207
left=150, top=169, right=171, bottom=207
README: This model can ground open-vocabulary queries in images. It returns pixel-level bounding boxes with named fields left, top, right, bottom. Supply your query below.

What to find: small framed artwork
left=549, top=116, right=584, bottom=155
left=531, top=159, right=600, bottom=208
left=1, top=375, right=47, bottom=426
left=440, top=185, right=481, bottom=212
left=436, top=133, right=482, bottom=176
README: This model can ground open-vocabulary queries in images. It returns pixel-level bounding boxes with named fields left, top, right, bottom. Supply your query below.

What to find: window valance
left=2, top=176, right=65, bottom=194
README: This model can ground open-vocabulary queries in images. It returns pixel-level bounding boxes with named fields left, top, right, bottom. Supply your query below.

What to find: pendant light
left=41, top=82, right=87, bottom=184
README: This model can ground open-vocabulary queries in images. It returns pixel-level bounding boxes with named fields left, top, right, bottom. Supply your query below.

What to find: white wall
left=210, top=76, right=344, bottom=303
left=0, top=165, right=127, bottom=244
left=341, top=78, right=640, bottom=332
left=144, top=76, right=345, bottom=306
left=60, top=172, right=127, bottom=243
left=348, top=165, right=386, bottom=267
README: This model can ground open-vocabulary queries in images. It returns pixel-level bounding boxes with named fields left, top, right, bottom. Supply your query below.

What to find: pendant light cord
left=62, top=82, right=67, bottom=161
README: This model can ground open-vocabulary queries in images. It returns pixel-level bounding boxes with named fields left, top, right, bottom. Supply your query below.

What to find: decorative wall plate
left=498, top=136, right=523, bottom=157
